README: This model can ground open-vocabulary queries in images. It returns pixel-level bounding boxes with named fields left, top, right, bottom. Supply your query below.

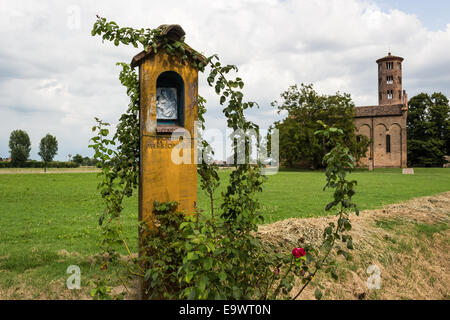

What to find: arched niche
left=357, top=124, right=371, bottom=140
left=156, top=71, right=185, bottom=129
left=356, top=124, right=371, bottom=166
left=388, top=123, right=402, bottom=160
left=374, top=123, right=387, bottom=153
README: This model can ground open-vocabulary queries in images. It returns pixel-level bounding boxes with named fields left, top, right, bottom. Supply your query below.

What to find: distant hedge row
left=0, top=161, right=80, bottom=168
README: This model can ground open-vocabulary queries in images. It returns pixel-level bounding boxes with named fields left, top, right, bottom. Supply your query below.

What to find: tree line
left=4, top=130, right=98, bottom=170
left=4, top=88, right=448, bottom=170
left=274, top=84, right=449, bottom=168
left=407, top=92, right=450, bottom=167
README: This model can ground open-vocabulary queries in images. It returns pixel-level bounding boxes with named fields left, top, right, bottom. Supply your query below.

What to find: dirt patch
left=258, top=191, right=450, bottom=300
left=57, top=249, right=81, bottom=258
left=0, top=276, right=92, bottom=300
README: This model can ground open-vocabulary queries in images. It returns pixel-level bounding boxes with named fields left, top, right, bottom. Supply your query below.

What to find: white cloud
left=0, top=0, right=449, bottom=160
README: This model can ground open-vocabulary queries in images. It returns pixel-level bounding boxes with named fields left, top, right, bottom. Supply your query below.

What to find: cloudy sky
left=1, top=0, right=449, bottom=161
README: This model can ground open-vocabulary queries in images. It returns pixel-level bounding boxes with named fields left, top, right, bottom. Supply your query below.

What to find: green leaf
left=199, top=275, right=209, bottom=291
left=218, top=272, right=227, bottom=281
left=187, top=252, right=198, bottom=260
left=314, top=288, right=323, bottom=300
left=347, top=239, right=354, bottom=250
left=325, top=201, right=335, bottom=211
left=185, top=272, right=194, bottom=284
left=331, top=267, right=338, bottom=280
left=203, top=257, right=213, bottom=270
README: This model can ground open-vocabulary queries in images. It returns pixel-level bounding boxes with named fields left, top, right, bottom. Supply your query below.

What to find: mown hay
left=258, top=192, right=450, bottom=300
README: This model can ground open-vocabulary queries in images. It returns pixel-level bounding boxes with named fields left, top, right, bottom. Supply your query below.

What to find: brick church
left=355, top=53, right=408, bottom=168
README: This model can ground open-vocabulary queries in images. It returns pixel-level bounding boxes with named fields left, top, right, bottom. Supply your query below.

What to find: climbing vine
left=89, top=16, right=359, bottom=300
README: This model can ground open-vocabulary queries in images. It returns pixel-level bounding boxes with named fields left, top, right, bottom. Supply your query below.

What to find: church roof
left=355, top=104, right=406, bottom=118
left=376, top=52, right=404, bottom=64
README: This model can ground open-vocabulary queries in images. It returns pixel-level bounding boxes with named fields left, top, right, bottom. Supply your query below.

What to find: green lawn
left=198, top=167, right=450, bottom=223
left=0, top=168, right=449, bottom=297
left=0, top=172, right=138, bottom=296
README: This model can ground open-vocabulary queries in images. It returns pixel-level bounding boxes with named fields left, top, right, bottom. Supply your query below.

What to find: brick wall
left=355, top=108, right=407, bottom=168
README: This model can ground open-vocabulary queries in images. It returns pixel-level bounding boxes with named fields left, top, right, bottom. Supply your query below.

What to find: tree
left=272, top=84, right=369, bottom=169
left=429, top=93, right=450, bottom=155
left=38, top=134, right=58, bottom=172
left=9, top=130, right=31, bottom=167
left=73, top=154, right=83, bottom=165
left=407, top=92, right=450, bottom=167
left=82, top=156, right=91, bottom=166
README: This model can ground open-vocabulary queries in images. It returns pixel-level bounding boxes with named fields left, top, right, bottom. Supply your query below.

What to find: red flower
left=292, top=247, right=306, bottom=258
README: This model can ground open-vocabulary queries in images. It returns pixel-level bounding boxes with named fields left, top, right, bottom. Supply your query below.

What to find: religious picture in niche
left=156, top=87, right=177, bottom=120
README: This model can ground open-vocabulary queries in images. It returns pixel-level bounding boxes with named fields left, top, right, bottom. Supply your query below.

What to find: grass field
left=0, top=167, right=449, bottom=298
left=199, top=167, right=450, bottom=223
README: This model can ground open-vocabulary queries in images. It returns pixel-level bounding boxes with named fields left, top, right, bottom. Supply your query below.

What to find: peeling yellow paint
left=139, top=51, right=198, bottom=230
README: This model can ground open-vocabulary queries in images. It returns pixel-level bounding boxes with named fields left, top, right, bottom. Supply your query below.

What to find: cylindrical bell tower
left=376, top=52, right=404, bottom=105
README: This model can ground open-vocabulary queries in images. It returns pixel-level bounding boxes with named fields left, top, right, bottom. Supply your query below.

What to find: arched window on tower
left=386, top=134, right=391, bottom=153
left=387, top=90, right=393, bottom=100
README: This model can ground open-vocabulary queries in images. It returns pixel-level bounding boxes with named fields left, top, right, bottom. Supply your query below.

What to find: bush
left=0, top=162, right=11, bottom=168
left=134, top=124, right=359, bottom=300
left=0, top=161, right=80, bottom=169
left=139, top=201, right=294, bottom=300
left=408, top=139, right=446, bottom=167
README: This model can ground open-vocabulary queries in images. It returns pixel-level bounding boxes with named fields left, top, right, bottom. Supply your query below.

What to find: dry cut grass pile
left=258, top=192, right=450, bottom=299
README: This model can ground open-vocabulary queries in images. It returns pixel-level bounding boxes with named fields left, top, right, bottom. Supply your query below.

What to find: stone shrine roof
left=130, top=24, right=207, bottom=68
